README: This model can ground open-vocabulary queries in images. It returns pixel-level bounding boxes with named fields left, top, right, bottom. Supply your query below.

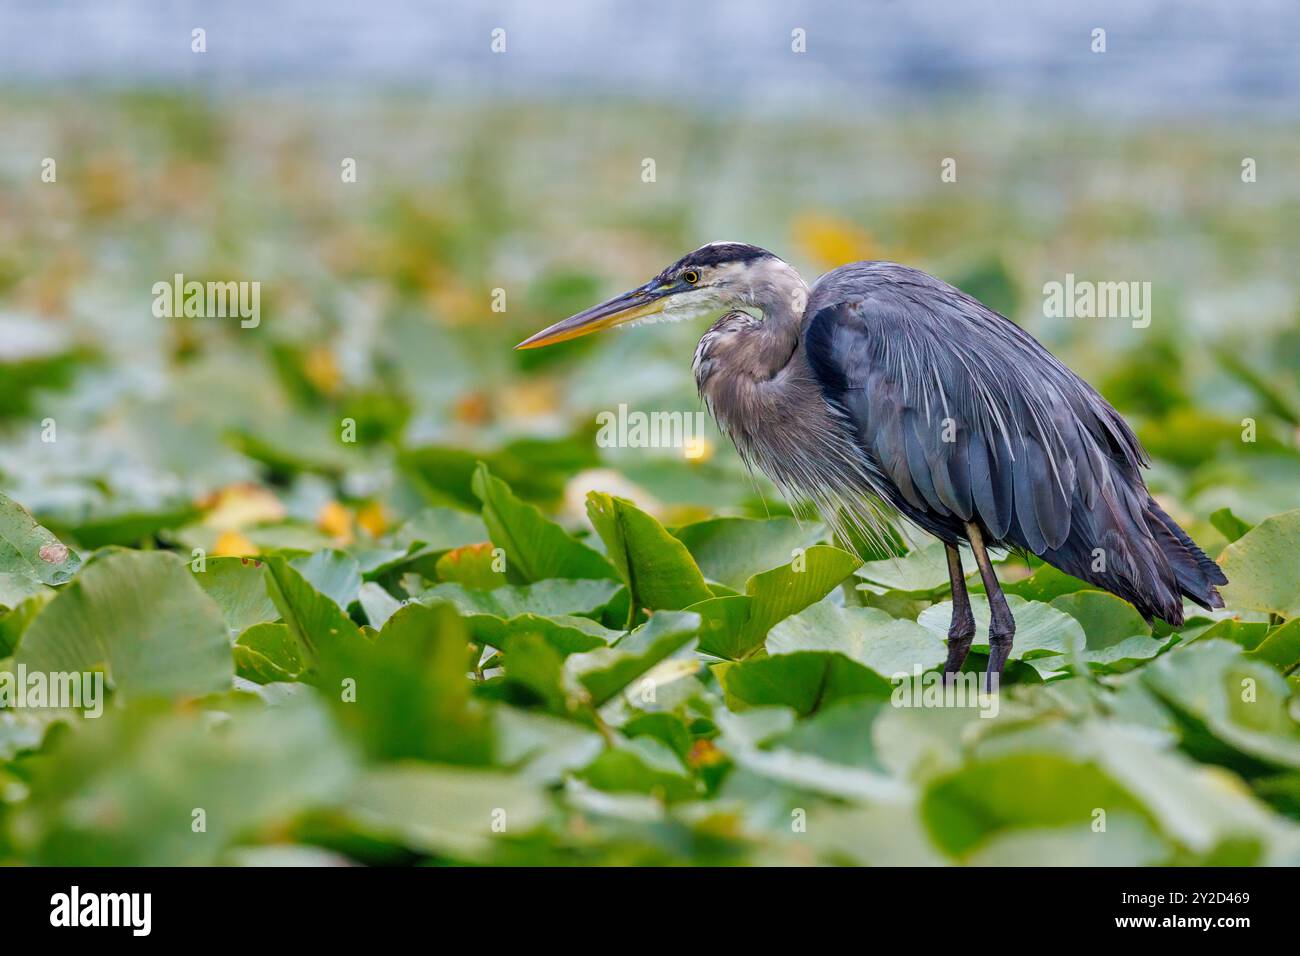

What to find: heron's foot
left=944, top=616, right=975, bottom=675
left=984, top=633, right=1014, bottom=693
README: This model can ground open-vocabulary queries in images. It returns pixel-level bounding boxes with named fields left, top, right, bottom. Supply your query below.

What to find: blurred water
left=1, top=0, right=1298, bottom=117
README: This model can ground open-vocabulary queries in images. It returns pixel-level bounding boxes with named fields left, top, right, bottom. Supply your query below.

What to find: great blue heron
left=518, top=242, right=1226, bottom=687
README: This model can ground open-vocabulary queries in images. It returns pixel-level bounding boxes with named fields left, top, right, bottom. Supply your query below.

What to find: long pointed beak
left=516, top=281, right=671, bottom=350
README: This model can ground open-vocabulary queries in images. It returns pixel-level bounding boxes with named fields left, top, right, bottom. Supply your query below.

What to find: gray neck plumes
left=694, top=256, right=812, bottom=415
left=739, top=256, right=809, bottom=348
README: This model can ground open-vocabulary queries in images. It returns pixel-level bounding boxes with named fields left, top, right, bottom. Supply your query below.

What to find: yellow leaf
left=317, top=501, right=353, bottom=543
left=303, top=345, right=341, bottom=395
left=202, top=483, right=285, bottom=530
left=213, top=530, right=258, bottom=557
left=356, top=501, right=389, bottom=538
left=792, top=212, right=877, bottom=271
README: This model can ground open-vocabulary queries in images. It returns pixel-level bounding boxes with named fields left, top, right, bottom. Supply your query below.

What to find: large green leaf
left=586, top=491, right=712, bottom=615
left=263, top=555, right=366, bottom=671
left=1250, top=618, right=1300, bottom=673
left=0, top=490, right=81, bottom=586
left=421, top=578, right=619, bottom=620
left=17, top=550, right=233, bottom=700
left=1049, top=590, right=1169, bottom=670
left=233, top=622, right=303, bottom=684
left=460, top=613, right=619, bottom=655
left=917, top=594, right=1084, bottom=677
left=361, top=506, right=489, bottom=579
left=473, top=463, right=615, bottom=582
left=328, top=601, right=494, bottom=765
left=347, top=764, right=548, bottom=860
left=671, top=516, right=826, bottom=591
left=921, top=752, right=1150, bottom=857
left=1219, top=509, right=1300, bottom=619
left=690, top=545, right=862, bottom=660
left=192, top=556, right=279, bottom=635
left=290, top=549, right=362, bottom=610
left=767, top=602, right=945, bottom=678
left=577, top=736, right=700, bottom=802
left=855, top=540, right=955, bottom=594
left=719, top=651, right=894, bottom=716
left=1001, top=563, right=1094, bottom=603
left=1141, top=639, right=1300, bottom=770
left=15, top=696, right=353, bottom=865
left=1210, top=507, right=1253, bottom=544
left=567, top=610, right=700, bottom=707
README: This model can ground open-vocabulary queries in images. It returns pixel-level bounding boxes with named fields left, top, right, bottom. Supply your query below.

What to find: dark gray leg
left=965, top=522, right=1015, bottom=692
left=943, top=543, right=975, bottom=676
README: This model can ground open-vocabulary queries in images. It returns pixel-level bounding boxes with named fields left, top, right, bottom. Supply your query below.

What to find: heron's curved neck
left=742, top=258, right=808, bottom=346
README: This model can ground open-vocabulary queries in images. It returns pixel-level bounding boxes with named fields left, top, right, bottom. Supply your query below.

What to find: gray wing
left=801, top=261, right=1225, bottom=623
left=801, top=261, right=1146, bottom=553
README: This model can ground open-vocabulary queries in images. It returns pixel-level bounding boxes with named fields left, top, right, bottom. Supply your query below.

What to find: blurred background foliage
left=0, top=1, right=1299, bottom=866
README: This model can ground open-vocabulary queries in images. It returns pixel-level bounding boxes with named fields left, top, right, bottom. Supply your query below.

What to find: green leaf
left=769, top=697, right=891, bottom=770
left=357, top=581, right=404, bottom=629
left=421, top=578, right=619, bottom=620
left=578, top=737, right=699, bottom=802
left=329, top=602, right=494, bottom=765
left=921, top=753, right=1150, bottom=858
left=473, top=463, right=615, bottom=582
left=192, top=556, right=279, bottom=634
left=435, top=542, right=510, bottom=589
left=0, top=571, right=52, bottom=610
left=1210, top=507, right=1254, bottom=544
left=671, top=516, right=826, bottom=591
left=1049, top=590, right=1169, bottom=670
left=965, top=815, right=1169, bottom=866
left=233, top=622, right=303, bottom=684
left=1000, top=563, right=1094, bottom=603
left=719, top=651, right=894, bottom=716
left=263, top=555, right=365, bottom=671
left=855, top=540, right=954, bottom=594
left=568, top=610, right=700, bottom=707
left=347, top=764, right=548, bottom=860
left=16, top=550, right=232, bottom=700
left=586, top=491, right=712, bottom=615
left=767, top=602, right=946, bottom=678
left=1141, top=639, right=1300, bottom=770
left=917, top=594, right=1084, bottom=676
left=362, top=505, right=489, bottom=579
left=494, top=631, right=568, bottom=710
left=1219, top=509, right=1300, bottom=619
left=690, top=545, right=862, bottom=660
left=0, top=589, right=54, bottom=657
left=1190, top=618, right=1270, bottom=650
left=56, top=503, right=202, bottom=550
left=289, top=549, right=362, bottom=610
left=1249, top=618, right=1300, bottom=673
left=15, top=696, right=353, bottom=865
left=461, top=613, right=619, bottom=655
left=0, top=490, right=81, bottom=586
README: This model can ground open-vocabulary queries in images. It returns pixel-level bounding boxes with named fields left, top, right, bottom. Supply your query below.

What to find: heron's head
left=516, top=242, right=785, bottom=349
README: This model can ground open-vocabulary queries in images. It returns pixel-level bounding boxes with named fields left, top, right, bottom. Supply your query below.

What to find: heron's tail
left=1134, top=498, right=1228, bottom=623
left=1044, top=494, right=1226, bottom=627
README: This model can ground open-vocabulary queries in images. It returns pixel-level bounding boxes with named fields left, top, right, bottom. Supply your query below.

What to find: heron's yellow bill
left=515, top=282, right=668, bottom=349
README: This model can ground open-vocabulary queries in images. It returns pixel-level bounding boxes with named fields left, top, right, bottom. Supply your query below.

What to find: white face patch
left=622, top=287, right=724, bottom=330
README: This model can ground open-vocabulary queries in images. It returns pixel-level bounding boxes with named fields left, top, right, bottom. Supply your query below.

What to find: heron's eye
left=682, top=270, right=700, bottom=285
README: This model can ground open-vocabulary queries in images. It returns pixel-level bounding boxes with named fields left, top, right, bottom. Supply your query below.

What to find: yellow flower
left=317, top=500, right=353, bottom=543
left=303, top=345, right=341, bottom=395
left=202, top=483, right=285, bottom=530
left=792, top=212, right=877, bottom=271
left=213, top=530, right=257, bottom=557
left=355, top=501, right=390, bottom=538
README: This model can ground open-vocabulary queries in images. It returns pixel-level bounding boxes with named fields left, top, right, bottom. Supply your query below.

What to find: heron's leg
left=965, top=522, right=1015, bottom=692
left=943, top=543, right=975, bottom=676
